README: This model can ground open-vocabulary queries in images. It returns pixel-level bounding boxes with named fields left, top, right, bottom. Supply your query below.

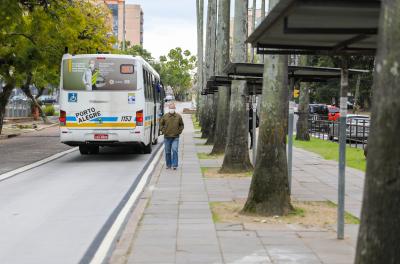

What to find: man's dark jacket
left=160, top=113, right=184, bottom=138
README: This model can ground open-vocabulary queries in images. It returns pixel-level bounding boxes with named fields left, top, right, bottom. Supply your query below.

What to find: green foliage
left=119, top=45, right=154, bottom=64
left=293, top=137, right=366, bottom=172
left=0, top=0, right=114, bottom=92
left=305, top=55, right=374, bottom=109
left=153, top=48, right=197, bottom=100
left=43, top=105, right=55, bottom=116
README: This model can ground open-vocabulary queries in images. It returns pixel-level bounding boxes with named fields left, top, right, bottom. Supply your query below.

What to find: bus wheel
left=143, top=143, right=152, bottom=154
left=143, top=134, right=152, bottom=154
left=152, top=138, right=158, bottom=145
left=79, top=145, right=89, bottom=155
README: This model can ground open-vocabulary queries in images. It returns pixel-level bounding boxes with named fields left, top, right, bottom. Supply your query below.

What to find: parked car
left=164, top=94, right=175, bottom=102
left=327, top=105, right=340, bottom=121
left=328, top=114, right=370, bottom=140
left=309, top=104, right=328, bottom=116
left=9, top=95, right=29, bottom=103
left=38, top=95, right=57, bottom=104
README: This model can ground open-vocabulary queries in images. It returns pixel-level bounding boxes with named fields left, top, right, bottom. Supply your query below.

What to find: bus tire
left=143, top=142, right=152, bottom=154
left=79, top=145, right=89, bottom=155
left=90, top=146, right=99, bottom=154
left=152, top=138, right=158, bottom=145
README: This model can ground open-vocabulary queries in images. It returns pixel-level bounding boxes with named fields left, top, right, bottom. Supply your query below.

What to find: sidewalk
left=1, top=117, right=58, bottom=139
left=113, top=114, right=361, bottom=264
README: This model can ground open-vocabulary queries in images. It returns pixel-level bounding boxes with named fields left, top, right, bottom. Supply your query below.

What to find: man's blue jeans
left=164, top=137, right=179, bottom=168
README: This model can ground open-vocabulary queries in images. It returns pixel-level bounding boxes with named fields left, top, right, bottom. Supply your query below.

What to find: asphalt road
left=0, top=126, right=71, bottom=175
left=0, top=142, right=162, bottom=264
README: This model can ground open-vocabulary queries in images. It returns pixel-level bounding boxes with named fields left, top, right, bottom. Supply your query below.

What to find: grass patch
left=345, top=212, right=361, bottom=224
left=197, top=152, right=223, bottom=160
left=288, top=207, right=305, bottom=218
left=293, top=137, right=366, bottom=172
left=210, top=202, right=221, bottom=223
left=191, top=114, right=201, bottom=131
left=210, top=200, right=360, bottom=227
left=325, top=201, right=360, bottom=224
left=201, top=167, right=253, bottom=178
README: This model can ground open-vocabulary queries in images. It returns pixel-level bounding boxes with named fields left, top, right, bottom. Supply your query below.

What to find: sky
left=127, top=0, right=198, bottom=60
left=126, top=0, right=265, bottom=60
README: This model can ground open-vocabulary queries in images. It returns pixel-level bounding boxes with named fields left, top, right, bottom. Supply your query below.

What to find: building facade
left=104, top=0, right=144, bottom=47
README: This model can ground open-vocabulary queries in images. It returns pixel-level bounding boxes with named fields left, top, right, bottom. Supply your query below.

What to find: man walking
left=160, top=103, right=184, bottom=170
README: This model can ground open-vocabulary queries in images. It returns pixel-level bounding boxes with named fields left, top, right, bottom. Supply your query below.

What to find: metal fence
left=5, top=101, right=31, bottom=118
left=308, top=114, right=369, bottom=150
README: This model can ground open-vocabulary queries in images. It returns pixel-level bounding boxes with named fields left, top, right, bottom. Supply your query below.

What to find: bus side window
left=143, top=69, right=147, bottom=99
left=148, top=71, right=153, bottom=101
left=150, top=74, right=155, bottom=102
left=155, top=79, right=160, bottom=103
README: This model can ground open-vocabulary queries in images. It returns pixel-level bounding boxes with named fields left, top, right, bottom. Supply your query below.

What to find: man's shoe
left=173, top=167, right=177, bottom=170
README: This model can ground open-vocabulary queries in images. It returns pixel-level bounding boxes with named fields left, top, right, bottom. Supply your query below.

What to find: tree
left=243, top=0, right=293, bottom=216
left=355, top=0, right=400, bottom=262
left=200, top=0, right=217, bottom=139
left=196, top=0, right=204, bottom=121
left=153, top=48, right=196, bottom=100
left=0, top=0, right=114, bottom=134
left=210, top=0, right=230, bottom=154
left=296, top=82, right=310, bottom=141
left=296, top=56, right=310, bottom=141
left=220, top=0, right=252, bottom=173
left=121, top=45, right=154, bottom=64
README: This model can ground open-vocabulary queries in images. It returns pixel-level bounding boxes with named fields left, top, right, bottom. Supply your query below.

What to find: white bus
left=59, top=54, right=164, bottom=155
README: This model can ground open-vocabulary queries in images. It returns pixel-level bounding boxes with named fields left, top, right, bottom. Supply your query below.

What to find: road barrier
left=308, top=114, right=369, bottom=150
left=5, top=101, right=31, bottom=118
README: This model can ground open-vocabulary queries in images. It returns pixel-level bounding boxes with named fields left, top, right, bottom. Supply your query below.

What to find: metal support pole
left=252, top=86, right=257, bottom=165
left=122, top=0, right=126, bottom=51
left=287, top=77, right=295, bottom=194
left=337, top=57, right=348, bottom=240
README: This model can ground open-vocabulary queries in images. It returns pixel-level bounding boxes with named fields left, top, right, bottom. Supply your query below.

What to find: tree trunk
left=0, top=82, right=14, bottom=135
left=243, top=54, right=293, bottom=216
left=220, top=80, right=252, bottom=173
left=208, top=0, right=230, bottom=148
left=201, top=0, right=217, bottom=139
left=355, top=1, right=400, bottom=262
left=296, top=83, right=310, bottom=141
left=220, top=0, right=252, bottom=172
left=21, top=74, right=49, bottom=124
left=201, top=94, right=212, bottom=138
left=205, top=92, right=218, bottom=144
left=196, top=0, right=204, bottom=121
left=211, top=86, right=230, bottom=154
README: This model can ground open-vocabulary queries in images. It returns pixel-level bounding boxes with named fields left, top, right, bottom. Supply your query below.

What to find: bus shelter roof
left=202, top=63, right=369, bottom=95
left=224, top=63, right=369, bottom=79
left=247, top=0, right=380, bottom=55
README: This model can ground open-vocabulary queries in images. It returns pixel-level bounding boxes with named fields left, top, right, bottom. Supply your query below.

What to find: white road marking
left=89, top=145, right=164, bottom=264
left=0, top=148, right=78, bottom=182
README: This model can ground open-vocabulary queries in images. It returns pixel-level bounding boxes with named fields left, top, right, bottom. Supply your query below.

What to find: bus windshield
left=62, top=57, right=137, bottom=91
